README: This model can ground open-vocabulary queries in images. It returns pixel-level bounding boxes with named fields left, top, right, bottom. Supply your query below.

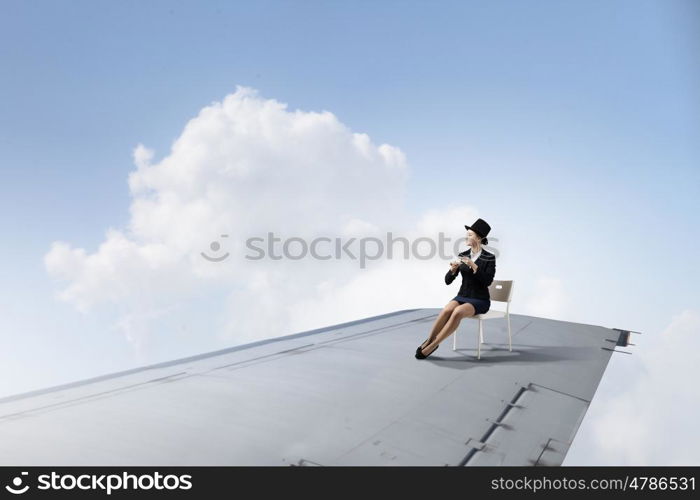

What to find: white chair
left=452, top=280, right=514, bottom=359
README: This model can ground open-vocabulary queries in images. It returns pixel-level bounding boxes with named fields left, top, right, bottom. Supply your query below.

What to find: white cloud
left=518, top=275, right=570, bottom=319
left=43, top=85, right=421, bottom=355
left=570, top=309, right=700, bottom=465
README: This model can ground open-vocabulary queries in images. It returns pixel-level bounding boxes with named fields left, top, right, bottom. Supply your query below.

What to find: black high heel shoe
left=416, top=338, right=433, bottom=354
left=415, top=343, right=439, bottom=359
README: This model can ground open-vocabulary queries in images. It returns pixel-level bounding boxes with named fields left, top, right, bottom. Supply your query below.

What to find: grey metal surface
left=0, top=309, right=623, bottom=466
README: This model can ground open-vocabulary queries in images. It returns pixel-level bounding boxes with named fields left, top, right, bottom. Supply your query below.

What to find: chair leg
left=477, top=327, right=481, bottom=360
left=507, top=313, right=512, bottom=351
left=477, top=320, right=484, bottom=359
left=452, top=329, right=457, bottom=351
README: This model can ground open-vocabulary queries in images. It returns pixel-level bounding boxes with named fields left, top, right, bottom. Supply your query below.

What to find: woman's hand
left=449, top=261, right=460, bottom=273
left=460, top=257, right=478, bottom=272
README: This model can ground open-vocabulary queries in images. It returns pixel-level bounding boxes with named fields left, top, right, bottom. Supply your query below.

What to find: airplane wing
left=0, top=309, right=633, bottom=466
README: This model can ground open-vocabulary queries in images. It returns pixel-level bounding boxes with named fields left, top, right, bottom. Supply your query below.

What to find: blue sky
left=2, top=0, right=698, bottom=254
left=1, top=0, right=698, bottom=464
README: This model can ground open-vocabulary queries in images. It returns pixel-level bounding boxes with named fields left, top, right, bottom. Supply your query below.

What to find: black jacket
left=445, top=247, right=496, bottom=300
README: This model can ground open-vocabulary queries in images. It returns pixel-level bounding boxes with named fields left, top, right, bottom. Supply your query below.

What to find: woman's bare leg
left=420, top=300, right=460, bottom=348
left=421, top=303, right=476, bottom=355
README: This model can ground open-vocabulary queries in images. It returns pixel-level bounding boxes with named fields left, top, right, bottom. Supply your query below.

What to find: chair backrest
left=489, top=280, right=514, bottom=303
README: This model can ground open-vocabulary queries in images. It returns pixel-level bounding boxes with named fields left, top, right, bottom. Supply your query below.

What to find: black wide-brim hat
left=464, top=218, right=491, bottom=239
